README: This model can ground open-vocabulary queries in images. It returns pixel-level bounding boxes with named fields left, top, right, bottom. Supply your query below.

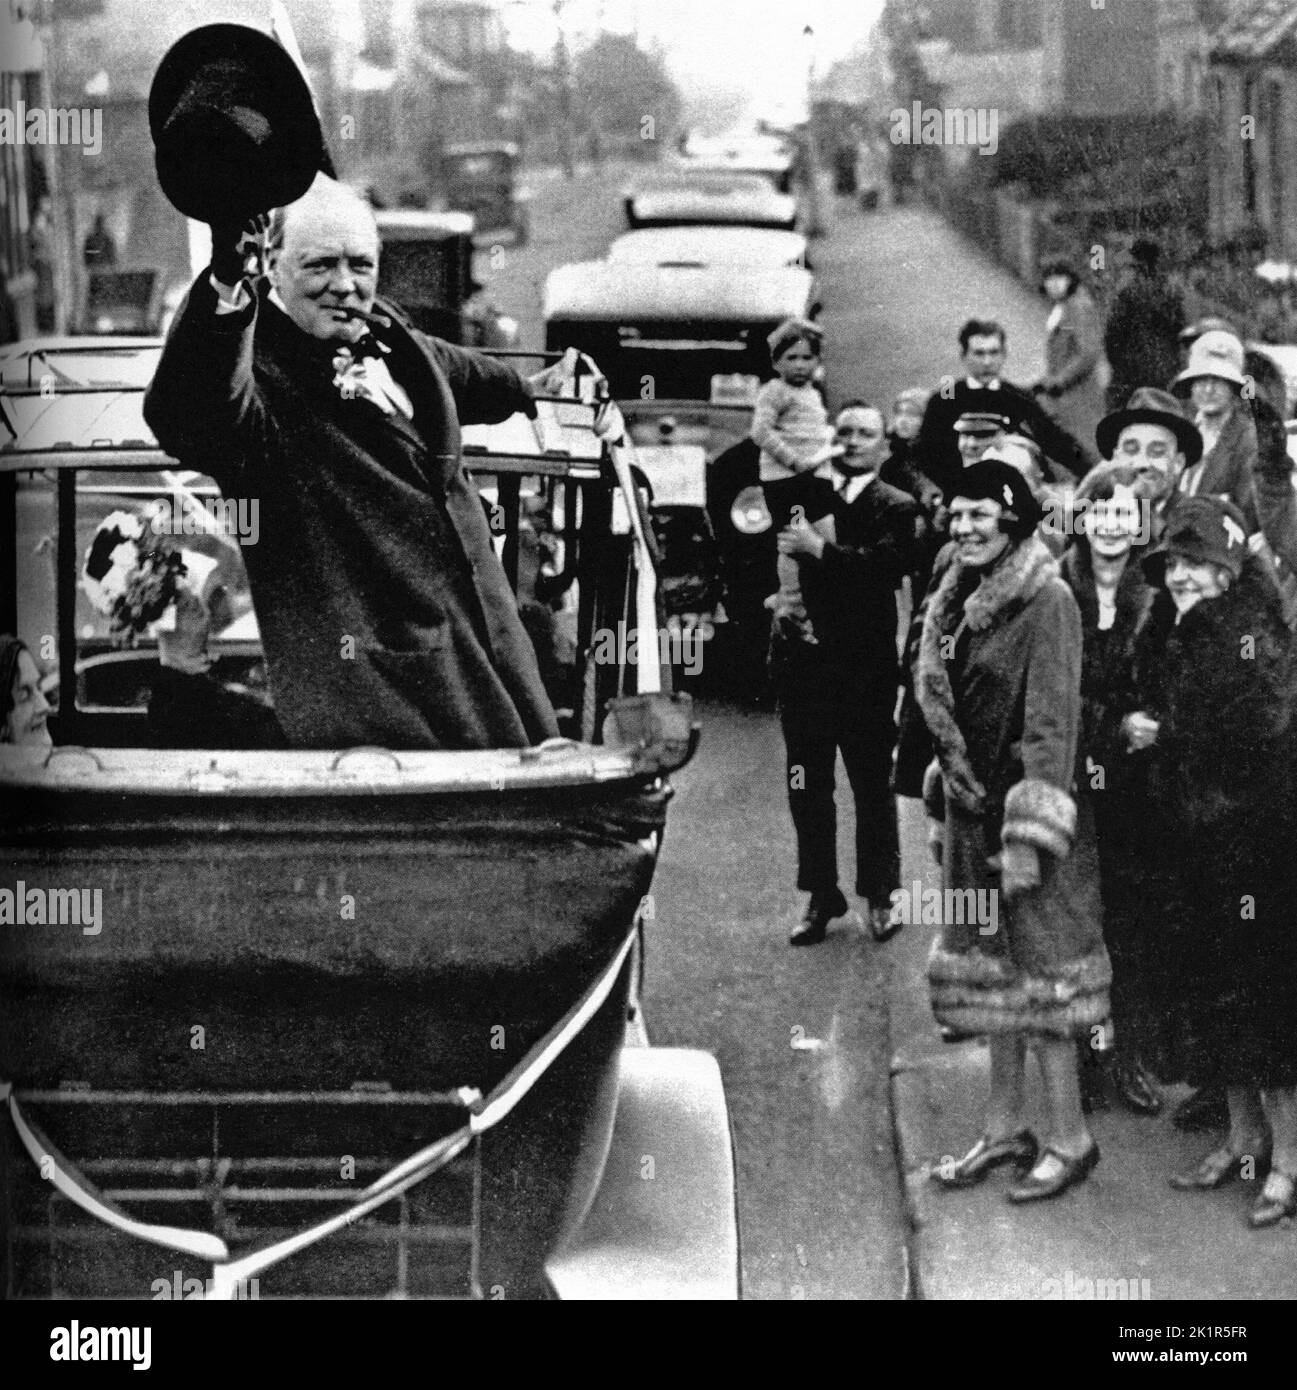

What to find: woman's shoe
left=1006, top=1142, right=1100, bottom=1203
left=1169, top=1145, right=1269, bottom=1191
left=1247, top=1171, right=1297, bottom=1229
left=931, top=1130, right=1038, bottom=1189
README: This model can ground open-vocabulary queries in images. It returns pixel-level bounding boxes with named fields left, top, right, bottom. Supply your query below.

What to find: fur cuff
left=922, top=759, right=945, bottom=822
left=1001, top=778, right=1076, bottom=858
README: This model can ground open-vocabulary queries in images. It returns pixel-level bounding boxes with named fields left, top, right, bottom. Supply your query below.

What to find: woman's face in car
left=5, top=650, right=52, bottom=748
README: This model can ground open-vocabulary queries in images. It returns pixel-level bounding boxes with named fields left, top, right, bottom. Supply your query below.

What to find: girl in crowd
left=1, top=636, right=53, bottom=748
left=1059, top=462, right=1163, bottom=1115
left=749, top=317, right=839, bottom=644
left=1130, top=497, right=1297, bottom=1227
left=919, top=459, right=1110, bottom=1201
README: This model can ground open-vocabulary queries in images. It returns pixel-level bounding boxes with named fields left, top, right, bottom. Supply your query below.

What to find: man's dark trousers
left=780, top=687, right=900, bottom=905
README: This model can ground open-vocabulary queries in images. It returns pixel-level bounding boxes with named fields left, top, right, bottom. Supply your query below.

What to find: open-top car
left=0, top=340, right=738, bottom=1300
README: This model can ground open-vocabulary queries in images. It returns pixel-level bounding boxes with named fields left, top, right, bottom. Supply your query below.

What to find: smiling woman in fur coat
left=918, top=458, right=1111, bottom=1203
left=1130, top=497, right=1297, bottom=1228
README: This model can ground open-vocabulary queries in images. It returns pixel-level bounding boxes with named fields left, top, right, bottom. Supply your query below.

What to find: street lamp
left=802, top=24, right=824, bottom=237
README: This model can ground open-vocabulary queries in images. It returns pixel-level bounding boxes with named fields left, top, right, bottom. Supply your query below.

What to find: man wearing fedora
left=1170, top=330, right=1260, bottom=534
left=144, top=25, right=565, bottom=751
left=1095, top=387, right=1204, bottom=548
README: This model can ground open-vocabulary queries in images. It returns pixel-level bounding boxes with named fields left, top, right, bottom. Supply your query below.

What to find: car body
left=374, top=209, right=519, bottom=348
left=439, top=142, right=529, bottom=246
left=606, top=226, right=810, bottom=272
left=622, top=170, right=798, bottom=231
left=676, top=133, right=798, bottom=195
left=543, top=260, right=820, bottom=694
left=0, top=338, right=738, bottom=1300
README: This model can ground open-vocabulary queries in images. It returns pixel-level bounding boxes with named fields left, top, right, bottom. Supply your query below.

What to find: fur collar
left=916, top=536, right=1058, bottom=813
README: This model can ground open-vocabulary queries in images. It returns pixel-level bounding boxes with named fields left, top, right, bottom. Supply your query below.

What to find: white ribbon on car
left=2, top=923, right=637, bottom=1297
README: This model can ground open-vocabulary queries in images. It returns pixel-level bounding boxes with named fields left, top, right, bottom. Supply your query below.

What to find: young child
left=750, top=318, right=838, bottom=643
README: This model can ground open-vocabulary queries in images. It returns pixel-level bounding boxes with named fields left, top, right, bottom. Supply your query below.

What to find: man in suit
left=772, top=401, right=917, bottom=945
left=913, top=318, right=1087, bottom=505
left=145, top=177, right=562, bottom=750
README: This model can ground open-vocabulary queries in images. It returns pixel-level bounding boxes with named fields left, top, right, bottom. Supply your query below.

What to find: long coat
left=1042, top=286, right=1105, bottom=470
left=1103, top=269, right=1184, bottom=406
left=144, top=276, right=560, bottom=751
left=916, top=536, right=1110, bottom=1039
left=1132, top=556, right=1297, bottom=1087
left=1178, top=403, right=1260, bottom=535
left=1059, top=545, right=1159, bottom=1055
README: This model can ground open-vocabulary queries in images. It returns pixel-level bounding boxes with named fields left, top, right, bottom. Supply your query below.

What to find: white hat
left=1172, top=329, right=1248, bottom=395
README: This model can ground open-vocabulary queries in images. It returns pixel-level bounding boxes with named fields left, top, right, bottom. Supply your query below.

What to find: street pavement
left=482, top=166, right=1297, bottom=1298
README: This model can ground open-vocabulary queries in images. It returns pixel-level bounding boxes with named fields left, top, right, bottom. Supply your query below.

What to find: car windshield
left=0, top=342, right=160, bottom=391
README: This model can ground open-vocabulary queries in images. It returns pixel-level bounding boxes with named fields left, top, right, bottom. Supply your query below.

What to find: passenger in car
left=1, top=635, right=53, bottom=749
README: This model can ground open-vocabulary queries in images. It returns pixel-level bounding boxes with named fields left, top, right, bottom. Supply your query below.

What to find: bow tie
left=345, top=333, right=386, bottom=362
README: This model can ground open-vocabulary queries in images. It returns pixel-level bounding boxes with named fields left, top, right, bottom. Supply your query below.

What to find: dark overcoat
left=144, top=276, right=559, bottom=750
left=1042, top=286, right=1105, bottom=470
left=916, top=536, right=1110, bottom=1039
left=1179, top=403, right=1260, bottom=533
left=1132, top=556, right=1297, bottom=1087
left=770, top=474, right=918, bottom=715
left=1059, top=544, right=1160, bottom=1054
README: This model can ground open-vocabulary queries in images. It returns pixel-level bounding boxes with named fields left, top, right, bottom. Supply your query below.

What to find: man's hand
left=210, top=213, right=270, bottom=289
left=777, top=519, right=825, bottom=560
left=525, top=347, right=609, bottom=402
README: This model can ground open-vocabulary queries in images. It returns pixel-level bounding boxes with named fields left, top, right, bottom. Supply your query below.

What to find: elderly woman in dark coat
left=1059, top=462, right=1163, bottom=1114
left=1130, top=497, right=1297, bottom=1227
left=920, top=459, right=1110, bottom=1202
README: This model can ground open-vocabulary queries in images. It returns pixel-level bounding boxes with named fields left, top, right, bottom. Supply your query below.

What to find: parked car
left=622, top=170, right=798, bottom=231
left=543, top=258, right=821, bottom=694
left=439, top=142, right=529, bottom=246
left=676, top=133, right=798, bottom=195
left=0, top=339, right=738, bottom=1301
left=606, top=226, right=810, bottom=272
left=374, top=209, right=518, bottom=348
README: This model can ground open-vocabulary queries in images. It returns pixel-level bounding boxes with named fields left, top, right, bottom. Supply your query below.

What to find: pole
left=553, top=0, right=574, bottom=179
left=802, top=25, right=824, bottom=238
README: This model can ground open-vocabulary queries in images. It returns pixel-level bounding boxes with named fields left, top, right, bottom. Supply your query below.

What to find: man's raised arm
left=144, top=220, right=272, bottom=473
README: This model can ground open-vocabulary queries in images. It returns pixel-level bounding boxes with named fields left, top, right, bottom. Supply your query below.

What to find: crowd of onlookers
left=752, top=243, right=1297, bottom=1224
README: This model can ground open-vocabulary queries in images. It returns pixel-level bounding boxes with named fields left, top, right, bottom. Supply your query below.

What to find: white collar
left=829, top=464, right=877, bottom=504
left=966, top=377, right=1001, bottom=390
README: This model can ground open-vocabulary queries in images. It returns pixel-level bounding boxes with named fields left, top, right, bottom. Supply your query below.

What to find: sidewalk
left=889, top=799, right=1297, bottom=1301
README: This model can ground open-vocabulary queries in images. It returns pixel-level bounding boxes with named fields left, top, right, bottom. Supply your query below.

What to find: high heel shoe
left=1006, top=1142, right=1100, bottom=1203
left=931, top=1130, right=1038, bottom=1188
left=1248, top=1171, right=1297, bottom=1229
left=1169, top=1145, right=1269, bottom=1191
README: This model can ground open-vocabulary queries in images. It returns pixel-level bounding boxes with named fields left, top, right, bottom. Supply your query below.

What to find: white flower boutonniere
left=331, top=341, right=396, bottom=414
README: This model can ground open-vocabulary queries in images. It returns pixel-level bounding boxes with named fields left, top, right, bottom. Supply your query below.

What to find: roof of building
left=1213, top=0, right=1297, bottom=62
